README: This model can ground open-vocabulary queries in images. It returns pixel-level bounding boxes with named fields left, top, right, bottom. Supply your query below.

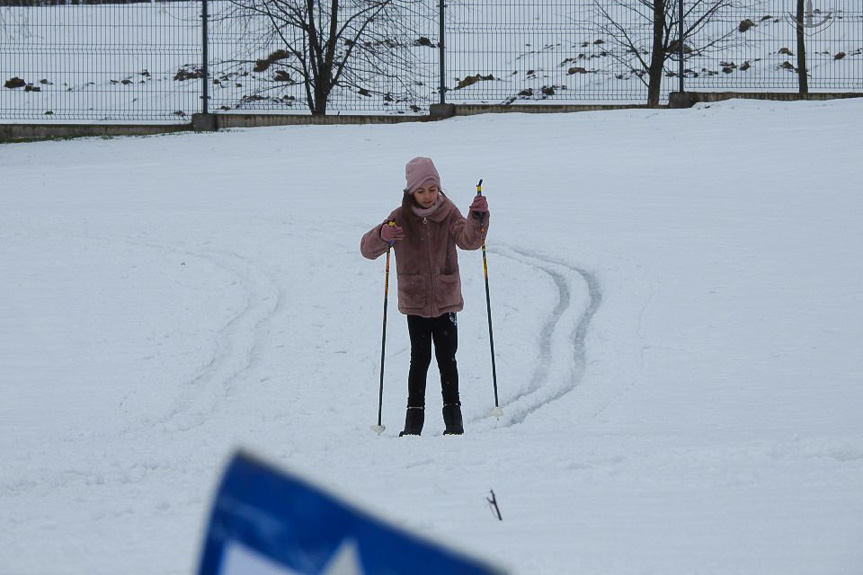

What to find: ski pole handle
left=475, top=179, right=486, bottom=227
left=383, top=220, right=397, bottom=247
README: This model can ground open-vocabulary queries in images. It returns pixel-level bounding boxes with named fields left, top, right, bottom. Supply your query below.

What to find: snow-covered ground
left=1, top=98, right=862, bottom=575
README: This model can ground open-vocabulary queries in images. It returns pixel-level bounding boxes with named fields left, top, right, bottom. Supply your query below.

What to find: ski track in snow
left=471, top=245, right=602, bottom=428
left=75, top=233, right=285, bottom=435
left=0, top=230, right=287, bottom=502
left=155, top=244, right=283, bottom=434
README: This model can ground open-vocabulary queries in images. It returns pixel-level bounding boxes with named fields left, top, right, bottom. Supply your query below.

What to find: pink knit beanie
left=404, top=157, right=441, bottom=194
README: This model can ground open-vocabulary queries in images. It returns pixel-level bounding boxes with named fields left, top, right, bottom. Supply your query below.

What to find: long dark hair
left=400, top=189, right=447, bottom=245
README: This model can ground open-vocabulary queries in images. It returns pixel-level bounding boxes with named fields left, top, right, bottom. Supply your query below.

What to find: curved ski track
left=76, top=233, right=284, bottom=434
left=0, top=233, right=283, bottom=498
left=472, top=245, right=602, bottom=428
left=157, top=245, right=283, bottom=433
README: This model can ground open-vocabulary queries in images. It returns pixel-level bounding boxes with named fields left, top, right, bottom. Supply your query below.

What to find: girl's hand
left=469, top=194, right=488, bottom=215
left=380, top=222, right=405, bottom=243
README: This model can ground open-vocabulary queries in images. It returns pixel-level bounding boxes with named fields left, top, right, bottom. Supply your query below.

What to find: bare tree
left=596, top=0, right=734, bottom=107
left=225, top=0, right=427, bottom=115
left=788, top=0, right=835, bottom=94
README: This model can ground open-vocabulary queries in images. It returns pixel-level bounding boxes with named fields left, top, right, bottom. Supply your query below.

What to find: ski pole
left=371, top=221, right=396, bottom=435
left=476, top=180, right=503, bottom=418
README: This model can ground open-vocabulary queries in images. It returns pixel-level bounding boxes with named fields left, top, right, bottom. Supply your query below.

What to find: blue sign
left=197, top=451, right=507, bottom=575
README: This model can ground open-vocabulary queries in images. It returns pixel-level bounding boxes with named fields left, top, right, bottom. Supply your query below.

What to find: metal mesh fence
left=1, top=0, right=861, bottom=123
left=205, top=0, right=439, bottom=114
left=445, top=0, right=650, bottom=104
left=685, top=0, right=863, bottom=92
left=1, top=0, right=201, bottom=122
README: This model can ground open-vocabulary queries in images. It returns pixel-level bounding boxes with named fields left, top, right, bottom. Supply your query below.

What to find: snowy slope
left=1, top=99, right=862, bottom=575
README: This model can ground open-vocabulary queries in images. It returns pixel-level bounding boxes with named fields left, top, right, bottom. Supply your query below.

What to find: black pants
left=406, top=313, right=459, bottom=408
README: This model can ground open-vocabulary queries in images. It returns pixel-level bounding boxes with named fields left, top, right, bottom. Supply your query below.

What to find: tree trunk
left=795, top=0, right=809, bottom=94
left=647, top=0, right=667, bottom=107
left=312, top=72, right=331, bottom=115
left=305, top=0, right=338, bottom=115
left=310, top=94, right=328, bottom=115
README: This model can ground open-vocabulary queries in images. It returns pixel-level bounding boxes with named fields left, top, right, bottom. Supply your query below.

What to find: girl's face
left=413, top=184, right=440, bottom=209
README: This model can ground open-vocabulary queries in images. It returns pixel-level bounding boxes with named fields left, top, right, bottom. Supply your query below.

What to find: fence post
left=202, top=0, right=210, bottom=115
left=438, top=0, right=446, bottom=105
left=430, top=0, right=454, bottom=117
left=678, top=0, right=685, bottom=93
left=193, top=0, right=217, bottom=130
left=669, top=0, right=695, bottom=108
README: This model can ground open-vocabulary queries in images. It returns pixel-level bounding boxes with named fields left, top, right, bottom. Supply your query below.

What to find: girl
left=361, top=157, right=489, bottom=436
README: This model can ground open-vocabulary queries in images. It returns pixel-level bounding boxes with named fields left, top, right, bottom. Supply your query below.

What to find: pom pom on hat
left=405, top=157, right=441, bottom=194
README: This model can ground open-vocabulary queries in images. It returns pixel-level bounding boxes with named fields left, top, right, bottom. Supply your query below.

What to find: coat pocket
left=397, top=273, right=427, bottom=311
left=435, top=272, right=462, bottom=310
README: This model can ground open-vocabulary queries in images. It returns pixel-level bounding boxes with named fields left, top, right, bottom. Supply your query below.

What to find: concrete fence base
left=0, top=123, right=189, bottom=143
left=3, top=93, right=862, bottom=142
left=670, top=91, right=863, bottom=108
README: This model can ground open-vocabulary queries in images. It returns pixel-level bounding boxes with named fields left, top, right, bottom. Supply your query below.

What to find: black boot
left=399, top=407, right=424, bottom=437
left=442, top=403, right=464, bottom=435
